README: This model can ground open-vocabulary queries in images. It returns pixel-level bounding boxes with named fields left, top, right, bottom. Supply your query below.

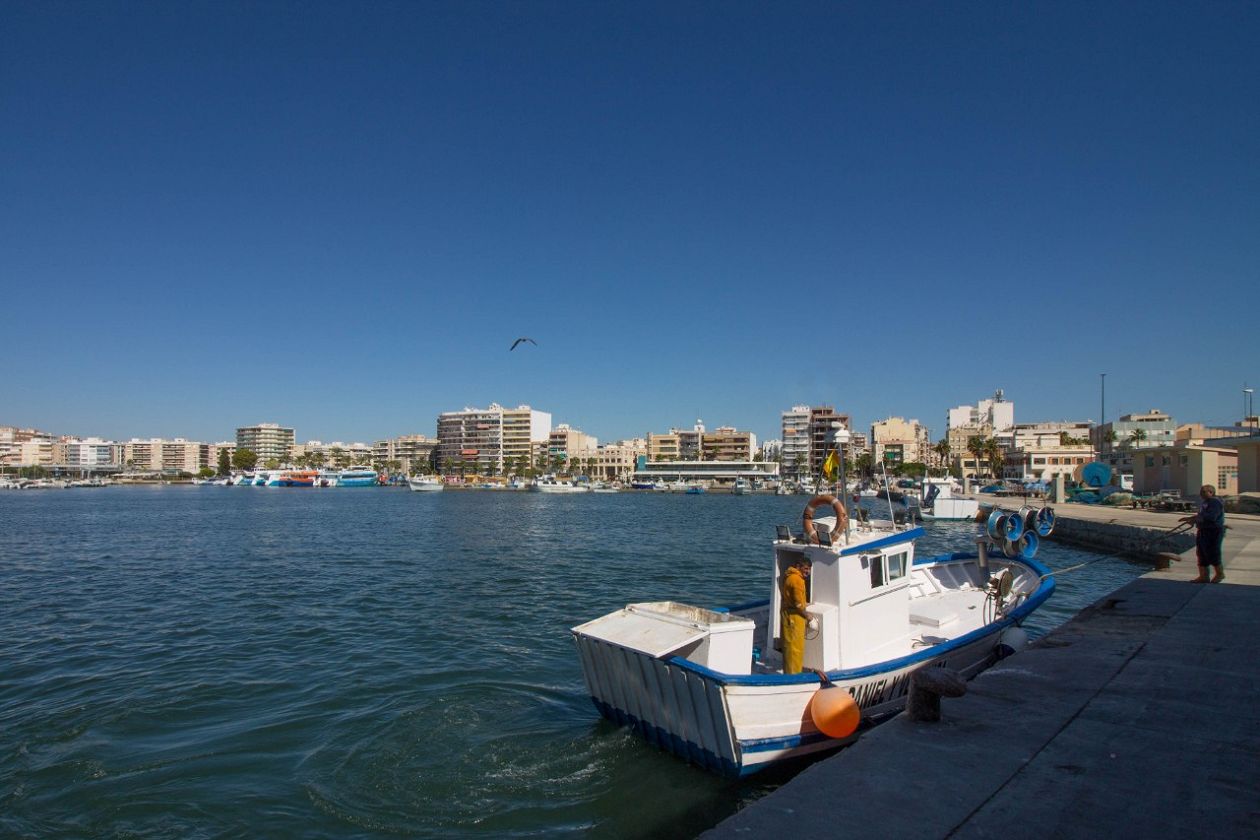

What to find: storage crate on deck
left=573, top=601, right=755, bottom=675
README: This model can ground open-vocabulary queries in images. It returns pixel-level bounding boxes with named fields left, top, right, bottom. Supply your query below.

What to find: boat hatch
left=573, top=601, right=755, bottom=675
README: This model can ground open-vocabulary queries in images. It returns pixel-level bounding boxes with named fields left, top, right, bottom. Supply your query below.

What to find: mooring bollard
left=907, top=666, right=966, bottom=722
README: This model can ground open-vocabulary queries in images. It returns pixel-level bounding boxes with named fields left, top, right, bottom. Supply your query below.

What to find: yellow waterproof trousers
left=781, top=569, right=808, bottom=674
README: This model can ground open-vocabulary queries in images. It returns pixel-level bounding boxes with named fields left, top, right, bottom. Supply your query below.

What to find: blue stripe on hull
left=590, top=697, right=739, bottom=777
left=337, top=478, right=377, bottom=487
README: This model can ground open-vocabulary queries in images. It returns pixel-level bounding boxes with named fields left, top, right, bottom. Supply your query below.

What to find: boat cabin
left=766, top=518, right=921, bottom=672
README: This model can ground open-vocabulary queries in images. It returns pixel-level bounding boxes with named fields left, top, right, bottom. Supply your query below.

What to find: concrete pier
left=704, top=504, right=1260, bottom=838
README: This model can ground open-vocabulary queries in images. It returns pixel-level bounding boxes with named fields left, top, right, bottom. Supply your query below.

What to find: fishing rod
left=1036, top=520, right=1196, bottom=582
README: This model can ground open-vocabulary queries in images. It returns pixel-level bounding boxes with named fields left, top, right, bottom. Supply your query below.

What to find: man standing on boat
left=780, top=558, right=811, bottom=674
left=1182, top=484, right=1226, bottom=583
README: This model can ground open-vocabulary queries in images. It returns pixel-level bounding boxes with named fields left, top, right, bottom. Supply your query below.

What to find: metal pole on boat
left=976, top=537, right=989, bottom=572
left=832, top=424, right=852, bottom=541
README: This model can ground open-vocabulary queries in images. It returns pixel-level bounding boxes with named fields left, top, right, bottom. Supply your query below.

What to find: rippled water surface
left=0, top=487, right=1144, bottom=838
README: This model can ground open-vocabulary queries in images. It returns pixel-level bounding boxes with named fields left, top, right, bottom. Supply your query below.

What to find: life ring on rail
left=803, top=494, right=848, bottom=544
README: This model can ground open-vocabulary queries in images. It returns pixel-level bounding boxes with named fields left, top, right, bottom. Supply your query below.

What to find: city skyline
left=4, top=4, right=1257, bottom=445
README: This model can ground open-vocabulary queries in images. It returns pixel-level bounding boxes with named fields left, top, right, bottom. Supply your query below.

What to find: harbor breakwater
left=1045, top=514, right=1195, bottom=562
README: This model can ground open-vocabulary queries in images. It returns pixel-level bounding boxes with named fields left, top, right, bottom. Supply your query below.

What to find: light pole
left=1099, top=373, right=1107, bottom=454
left=1245, top=386, right=1255, bottom=432
left=831, top=423, right=852, bottom=540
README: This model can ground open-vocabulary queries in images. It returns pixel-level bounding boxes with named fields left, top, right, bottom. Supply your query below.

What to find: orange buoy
left=810, top=685, right=860, bottom=739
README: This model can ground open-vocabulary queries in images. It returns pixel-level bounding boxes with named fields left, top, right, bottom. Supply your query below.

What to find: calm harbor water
left=1, top=487, right=1144, bottom=838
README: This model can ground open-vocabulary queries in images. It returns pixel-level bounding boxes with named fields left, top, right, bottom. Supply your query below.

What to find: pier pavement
left=704, top=503, right=1260, bottom=838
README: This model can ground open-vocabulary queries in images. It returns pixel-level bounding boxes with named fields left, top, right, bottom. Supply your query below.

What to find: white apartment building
left=64, top=437, right=122, bottom=469
left=236, top=423, right=294, bottom=464
left=780, top=406, right=811, bottom=477
left=437, top=403, right=551, bottom=474
left=589, top=438, right=647, bottom=481
left=948, top=390, right=1015, bottom=433
left=0, top=427, right=54, bottom=467
left=999, top=421, right=1095, bottom=482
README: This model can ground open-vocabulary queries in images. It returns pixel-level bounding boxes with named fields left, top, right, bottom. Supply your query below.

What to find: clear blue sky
left=4, top=2, right=1257, bottom=445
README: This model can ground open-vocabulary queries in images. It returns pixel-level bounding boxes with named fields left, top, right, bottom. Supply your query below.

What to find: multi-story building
left=948, top=390, right=1015, bottom=433
left=372, top=434, right=439, bottom=474
left=677, top=422, right=704, bottom=461
left=780, top=406, right=811, bottom=478
left=236, top=423, right=294, bottom=465
left=64, top=437, right=122, bottom=470
left=590, top=439, right=647, bottom=481
left=210, top=441, right=236, bottom=469
left=1094, top=409, right=1177, bottom=475
left=779, top=405, right=851, bottom=478
left=436, top=403, right=550, bottom=475
left=849, top=432, right=869, bottom=456
left=123, top=438, right=211, bottom=475
left=871, top=417, right=930, bottom=467
left=759, top=439, right=782, bottom=463
left=502, top=405, right=552, bottom=472
left=700, top=426, right=758, bottom=461
left=999, top=422, right=1095, bottom=482
left=647, top=431, right=681, bottom=462
left=548, top=424, right=598, bottom=469
left=0, top=427, right=54, bottom=467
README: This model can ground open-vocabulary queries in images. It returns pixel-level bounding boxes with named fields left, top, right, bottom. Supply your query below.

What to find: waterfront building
left=236, top=423, right=294, bottom=465
left=1094, top=409, right=1177, bottom=475
left=503, top=406, right=552, bottom=472
left=759, top=439, right=782, bottom=463
left=548, top=424, right=598, bottom=470
left=849, top=432, right=869, bottom=456
left=590, top=439, right=647, bottom=481
left=870, top=416, right=930, bottom=468
left=631, top=459, right=781, bottom=485
left=647, top=431, right=681, bottom=462
left=64, top=437, right=122, bottom=470
left=210, top=441, right=235, bottom=467
left=780, top=406, right=811, bottom=478
left=436, top=403, right=550, bottom=475
left=948, top=390, right=1015, bottom=433
left=779, top=405, right=851, bottom=478
left=122, top=438, right=212, bottom=475
left=372, top=435, right=438, bottom=474
left=1132, top=444, right=1238, bottom=497
left=998, top=422, right=1095, bottom=482
left=1222, top=434, right=1260, bottom=492
left=0, top=426, right=55, bottom=467
left=700, top=426, right=758, bottom=462
left=1174, top=423, right=1253, bottom=447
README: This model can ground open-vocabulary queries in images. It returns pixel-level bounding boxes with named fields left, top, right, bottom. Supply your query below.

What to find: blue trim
left=739, top=730, right=838, bottom=753
left=688, top=551, right=1055, bottom=687
left=838, top=527, right=923, bottom=555
left=589, top=697, right=739, bottom=777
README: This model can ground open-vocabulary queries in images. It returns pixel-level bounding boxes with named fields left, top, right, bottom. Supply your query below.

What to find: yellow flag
left=823, top=448, right=839, bottom=481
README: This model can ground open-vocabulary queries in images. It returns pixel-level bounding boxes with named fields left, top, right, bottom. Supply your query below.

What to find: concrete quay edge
left=703, top=505, right=1260, bottom=839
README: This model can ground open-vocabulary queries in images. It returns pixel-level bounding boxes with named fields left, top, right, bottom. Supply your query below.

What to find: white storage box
left=573, top=601, right=756, bottom=675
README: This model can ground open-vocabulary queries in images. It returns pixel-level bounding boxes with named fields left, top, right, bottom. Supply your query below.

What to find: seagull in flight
left=509, top=337, right=537, bottom=351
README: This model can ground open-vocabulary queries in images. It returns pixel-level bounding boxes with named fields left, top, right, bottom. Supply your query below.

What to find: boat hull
left=572, top=552, right=1053, bottom=776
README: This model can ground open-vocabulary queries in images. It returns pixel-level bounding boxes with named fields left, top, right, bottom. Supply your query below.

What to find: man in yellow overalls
left=780, top=558, right=811, bottom=674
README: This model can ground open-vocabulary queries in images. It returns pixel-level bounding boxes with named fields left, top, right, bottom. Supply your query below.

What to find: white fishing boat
left=732, top=477, right=752, bottom=495
left=531, top=475, right=586, bottom=493
left=572, top=496, right=1056, bottom=776
left=408, top=476, right=445, bottom=492
left=917, top=477, right=980, bottom=521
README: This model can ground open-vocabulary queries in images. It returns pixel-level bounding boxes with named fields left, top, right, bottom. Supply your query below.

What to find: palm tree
left=933, top=439, right=951, bottom=471
left=983, top=439, right=1005, bottom=479
left=1129, top=428, right=1147, bottom=446
left=966, top=436, right=986, bottom=479
left=442, top=457, right=454, bottom=477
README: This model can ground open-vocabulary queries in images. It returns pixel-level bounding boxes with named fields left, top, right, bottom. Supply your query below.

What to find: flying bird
left=509, top=337, right=537, bottom=351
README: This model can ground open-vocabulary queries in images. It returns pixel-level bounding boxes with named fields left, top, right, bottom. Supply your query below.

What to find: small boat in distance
left=408, top=476, right=444, bottom=492
left=732, top=477, right=752, bottom=495
left=531, top=475, right=586, bottom=493
left=571, top=495, right=1055, bottom=776
left=336, top=467, right=379, bottom=487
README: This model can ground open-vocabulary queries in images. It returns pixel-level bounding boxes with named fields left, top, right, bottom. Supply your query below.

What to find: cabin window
left=869, top=555, right=885, bottom=588
left=887, top=551, right=907, bottom=581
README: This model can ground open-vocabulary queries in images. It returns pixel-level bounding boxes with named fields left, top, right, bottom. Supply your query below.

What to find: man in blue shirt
left=1182, top=484, right=1226, bottom=583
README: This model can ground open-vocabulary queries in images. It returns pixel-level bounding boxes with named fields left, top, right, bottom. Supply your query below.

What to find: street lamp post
left=1245, top=386, right=1255, bottom=432
left=1098, top=373, right=1107, bottom=455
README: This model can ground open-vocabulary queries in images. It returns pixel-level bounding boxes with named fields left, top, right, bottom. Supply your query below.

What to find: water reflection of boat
left=572, top=499, right=1054, bottom=776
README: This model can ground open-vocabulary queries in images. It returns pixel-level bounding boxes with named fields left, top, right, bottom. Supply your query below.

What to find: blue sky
left=3, top=2, right=1257, bottom=444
